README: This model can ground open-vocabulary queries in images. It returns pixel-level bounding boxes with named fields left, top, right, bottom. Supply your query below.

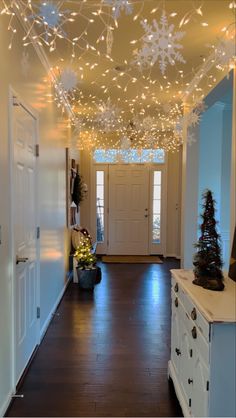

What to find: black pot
left=76, top=268, right=97, bottom=290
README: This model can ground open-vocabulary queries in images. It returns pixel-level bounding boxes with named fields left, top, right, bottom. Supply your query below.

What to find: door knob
left=144, top=214, right=148, bottom=218
left=16, top=256, right=29, bottom=265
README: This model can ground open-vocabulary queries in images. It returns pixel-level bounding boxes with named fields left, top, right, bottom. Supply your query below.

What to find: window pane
left=97, top=185, right=104, bottom=200
left=154, top=171, right=161, bottom=185
left=153, top=185, right=161, bottom=200
left=152, top=171, right=162, bottom=244
left=96, top=171, right=104, bottom=184
left=93, top=149, right=165, bottom=164
left=96, top=171, right=104, bottom=242
left=153, top=200, right=160, bottom=213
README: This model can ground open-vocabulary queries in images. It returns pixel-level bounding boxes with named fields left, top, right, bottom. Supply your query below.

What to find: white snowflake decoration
left=195, top=100, right=207, bottom=114
left=104, top=0, right=133, bottom=19
left=60, top=68, right=78, bottom=92
left=187, top=132, right=197, bottom=146
left=186, top=110, right=201, bottom=127
left=39, top=1, right=61, bottom=28
left=134, top=11, right=185, bottom=74
left=120, top=135, right=131, bottom=149
left=215, top=38, right=236, bottom=66
left=142, top=116, right=156, bottom=131
left=26, top=1, right=73, bottom=48
left=96, top=98, right=120, bottom=132
left=21, top=50, right=30, bottom=77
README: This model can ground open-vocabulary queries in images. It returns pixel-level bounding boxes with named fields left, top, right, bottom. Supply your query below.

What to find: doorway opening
left=92, top=149, right=167, bottom=256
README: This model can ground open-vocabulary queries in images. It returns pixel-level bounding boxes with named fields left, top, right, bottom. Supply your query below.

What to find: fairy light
left=1, top=0, right=234, bottom=156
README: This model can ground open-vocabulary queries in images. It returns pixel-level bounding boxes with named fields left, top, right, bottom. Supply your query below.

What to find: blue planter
left=76, top=268, right=97, bottom=290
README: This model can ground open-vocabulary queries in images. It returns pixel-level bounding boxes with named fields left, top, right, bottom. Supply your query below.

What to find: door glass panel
left=96, top=171, right=104, bottom=242
left=152, top=171, right=161, bottom=243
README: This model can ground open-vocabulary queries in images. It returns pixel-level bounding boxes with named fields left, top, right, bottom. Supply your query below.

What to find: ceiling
left=3, top=0, right=236, bottom=151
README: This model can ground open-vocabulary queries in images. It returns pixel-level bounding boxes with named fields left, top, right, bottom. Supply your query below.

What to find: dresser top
left=171, top=269, right=236, bottom=323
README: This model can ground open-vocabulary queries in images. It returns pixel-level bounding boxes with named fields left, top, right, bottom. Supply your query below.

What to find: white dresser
left=168, top=269, right=236, bottom=417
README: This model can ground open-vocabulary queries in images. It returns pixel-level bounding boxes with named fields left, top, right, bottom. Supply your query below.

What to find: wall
left=80, top=149, right=182, bottom=257
left=181, top=72, right=234, bottom=270
left=0, top=16, right=69, bottom=415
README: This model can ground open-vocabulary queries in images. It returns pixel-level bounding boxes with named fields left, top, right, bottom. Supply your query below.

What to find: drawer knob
left=174, top=283, right=179, bottom=293
left=191, top=326, right=197, bottom=339
left=191, top=307, right=197, bottom=320
left=175, top=348, right=181, bottom=356
left=175, top=297, right=178, bottom=307
left=188, top=378, right=193, bottom=384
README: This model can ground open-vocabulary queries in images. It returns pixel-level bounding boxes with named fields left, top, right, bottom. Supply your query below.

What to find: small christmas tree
left=193, top=190, right=224, bottom=291
left=74, top=236, right=96, bottom=270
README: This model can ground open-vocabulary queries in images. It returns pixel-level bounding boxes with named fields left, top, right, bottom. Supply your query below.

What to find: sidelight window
left=96, top=171, right=104, bottom=242
left=152, top=171, right=162, bottom=243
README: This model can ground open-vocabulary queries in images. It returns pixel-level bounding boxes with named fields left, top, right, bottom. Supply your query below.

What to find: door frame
left=91, top=161, right=167, bottom=256
left=8, top=87, right=40, bottom=390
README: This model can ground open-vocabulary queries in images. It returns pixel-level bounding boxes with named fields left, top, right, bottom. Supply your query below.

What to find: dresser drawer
left=171, top=276, right=186, bottom=307
left=182, top=292, right=210, bottom=343
left=181, top=307, right=210, bottom=366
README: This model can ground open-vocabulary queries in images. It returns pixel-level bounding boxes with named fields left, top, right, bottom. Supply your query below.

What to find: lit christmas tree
left=193, top=190, right=224, bottom=291
left=74, top=236, right=96, bottom=270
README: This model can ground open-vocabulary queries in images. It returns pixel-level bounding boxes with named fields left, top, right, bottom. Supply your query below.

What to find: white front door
left=108, top=165, right=149, bottom=255
left=11, top=94, right=39, bottom=384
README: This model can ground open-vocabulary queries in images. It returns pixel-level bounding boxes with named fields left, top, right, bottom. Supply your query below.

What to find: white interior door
left=108, top=165, right=149, bottom=255
left=12, top=95, right=39, bottom=384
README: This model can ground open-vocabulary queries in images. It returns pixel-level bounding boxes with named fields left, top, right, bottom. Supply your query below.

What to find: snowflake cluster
left=60, top=68, right=78, bottom=92
left=104, top=0, right=133, bottom=19
left=134, top=11, right=186, bottom=74
left=96, top=98, right=120, bottom=132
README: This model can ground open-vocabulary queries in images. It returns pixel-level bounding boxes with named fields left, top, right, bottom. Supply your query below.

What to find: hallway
left=7, top=260, right=182, bottom=417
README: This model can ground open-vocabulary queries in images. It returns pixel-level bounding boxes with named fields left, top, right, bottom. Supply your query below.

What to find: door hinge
left=189, top=349, right=193, bottom=358
left=35, top=144, right=39, bottom=157
left=188, top=398, right=191, bottom=407
left=37, top=307, right=40, bottom=319
left=206, top=381, right=209, bottom=391
left=107, top=239, right=109, bottom=246
left=36, top=226, right=40, bottom=239
left=107, top=207, right=109, bottom=214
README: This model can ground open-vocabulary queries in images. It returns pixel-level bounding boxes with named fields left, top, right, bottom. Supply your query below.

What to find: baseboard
left=166, top=254, right=181, bottom=260
left=0, top=389, right=14, bottom=418
left=40, top=275, right=71, bottom=341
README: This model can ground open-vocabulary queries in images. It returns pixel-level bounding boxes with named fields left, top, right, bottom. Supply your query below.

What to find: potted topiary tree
left=74, top=235, right=97, bottom=290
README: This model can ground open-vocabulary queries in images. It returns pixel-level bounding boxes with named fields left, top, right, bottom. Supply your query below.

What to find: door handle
left=16, top=256, right=29, bottom=265
left=144, top=214, right=148, bottom=218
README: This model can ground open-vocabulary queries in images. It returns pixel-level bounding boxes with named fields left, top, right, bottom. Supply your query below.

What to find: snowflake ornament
left=120, top=135, right=131, bottom=149
left=187, top=132, right=197, bottom=146
left=21, top=50, right=30, bottom=77
left=195, top=100, right=207, bottom=114
left=215, top=38, right=236, bottom=66
left=142, top=116, right=156, bottom=131
left=104, top=0, right=133, bottom=19
left=186, top=110, right=201, bottom=127
left=134, top=11, right=185, bottom=74
left=60, top=68, right=78, bottom=92
left=39, top=1, right=61, bottom=28
left=96, top=98, right=120, bottom=132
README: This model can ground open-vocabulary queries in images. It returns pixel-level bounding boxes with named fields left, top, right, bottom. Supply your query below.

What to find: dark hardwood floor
left=7, top=259, right=183, bottom=417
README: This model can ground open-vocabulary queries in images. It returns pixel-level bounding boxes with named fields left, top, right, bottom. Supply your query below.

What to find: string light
left=1, top=0, right=235, bottom=156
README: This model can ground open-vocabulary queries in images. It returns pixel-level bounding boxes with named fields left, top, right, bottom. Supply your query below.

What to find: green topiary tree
left=193, top=189, right=224, bottom=291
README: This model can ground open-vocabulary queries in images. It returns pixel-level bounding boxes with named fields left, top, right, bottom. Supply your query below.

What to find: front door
left=108, top=165, right=149, bottom=255
left=11, top=93, right=39, bottom=384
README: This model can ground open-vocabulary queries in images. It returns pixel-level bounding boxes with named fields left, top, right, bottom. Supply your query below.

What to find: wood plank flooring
left=7, top=259, right=183, bottom=417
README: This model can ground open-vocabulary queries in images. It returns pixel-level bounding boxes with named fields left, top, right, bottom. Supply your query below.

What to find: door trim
left=8, top=87, right=40, bottom=390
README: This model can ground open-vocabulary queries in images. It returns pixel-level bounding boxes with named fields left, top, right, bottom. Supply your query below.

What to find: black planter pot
left=76, top=268, right=97, bottom=290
